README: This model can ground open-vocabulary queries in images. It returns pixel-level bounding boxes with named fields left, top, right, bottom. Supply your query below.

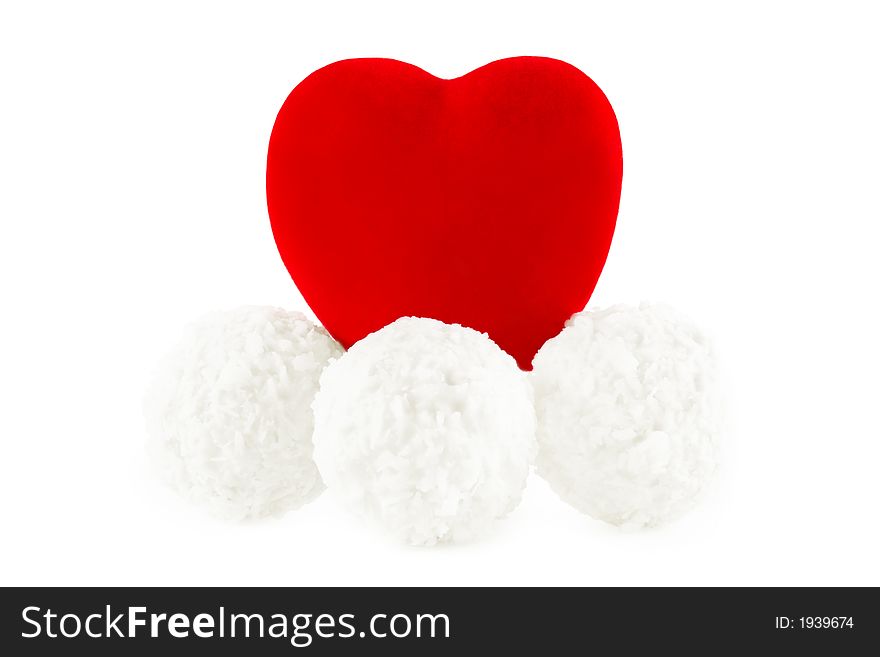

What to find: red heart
left=267, top=57, right=622, bottom=369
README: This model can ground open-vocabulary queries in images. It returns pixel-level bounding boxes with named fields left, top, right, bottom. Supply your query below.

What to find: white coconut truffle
left=531, top=303, right=720, bottom=529
left=145, top=306, right=342, bottom=520
left=312, top=317, right=536, bottom=546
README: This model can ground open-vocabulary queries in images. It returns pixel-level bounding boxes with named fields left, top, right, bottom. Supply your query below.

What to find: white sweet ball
left=531, top=303, right=721, bottom=529
left=312, top=317, right=536, bottom=546
left=145, top=306, right=342, bottom=520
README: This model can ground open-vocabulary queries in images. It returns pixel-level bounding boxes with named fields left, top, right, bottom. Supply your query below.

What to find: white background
left=2, top=0, right=878, bottom=586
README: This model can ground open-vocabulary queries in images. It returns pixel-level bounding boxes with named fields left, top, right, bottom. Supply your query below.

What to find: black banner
left=1, top=587, right=876, bottom=654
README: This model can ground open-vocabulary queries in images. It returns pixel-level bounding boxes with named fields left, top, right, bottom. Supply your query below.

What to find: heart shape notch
left=267, top=57, right=622, bottom=369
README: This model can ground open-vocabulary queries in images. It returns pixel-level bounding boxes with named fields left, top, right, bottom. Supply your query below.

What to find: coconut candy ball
left=312, top=317, right=536, bottom=546
left=144, top=306, right=342, bottom=520
left=531, top=303, right=721, bottom=529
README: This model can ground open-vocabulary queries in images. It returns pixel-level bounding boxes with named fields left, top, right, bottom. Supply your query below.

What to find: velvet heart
left=267, top=57, right=622, bottom=369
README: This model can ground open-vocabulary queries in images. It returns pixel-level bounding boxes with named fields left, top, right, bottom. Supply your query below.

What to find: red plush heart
left=267, top=57, right=622, bottom=369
